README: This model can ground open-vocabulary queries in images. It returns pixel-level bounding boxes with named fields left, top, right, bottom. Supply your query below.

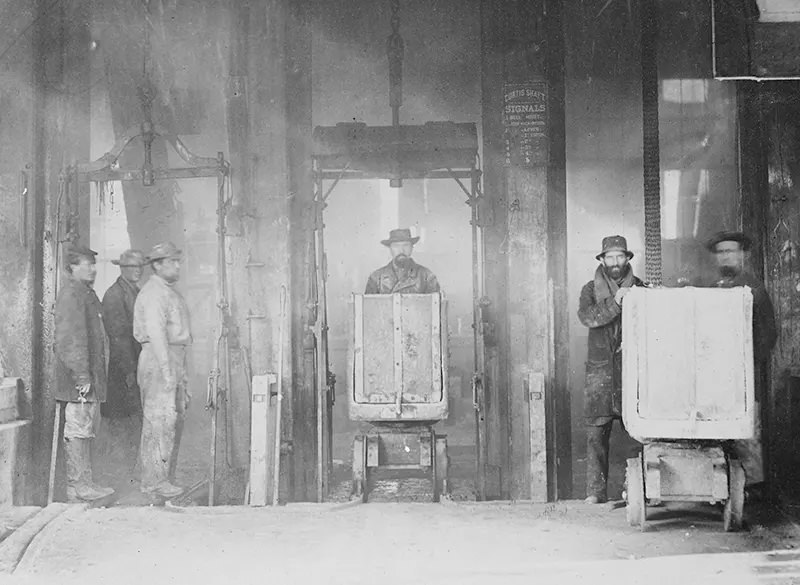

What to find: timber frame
left=57, top=120, right=232, bottom=506
left=309, top=120, right=493, bottom=500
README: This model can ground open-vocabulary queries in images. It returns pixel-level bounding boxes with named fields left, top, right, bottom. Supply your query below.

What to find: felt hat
left=595, top=235, right=634, bottom=260
left=381, top=228, right=420, bottom=247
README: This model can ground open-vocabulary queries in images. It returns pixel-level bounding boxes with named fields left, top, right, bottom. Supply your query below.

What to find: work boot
left=143, top=481, right=184, bottom=499
left=65, top=439, right=114, bottom=502
left=82, top=438, right=115, bottom=497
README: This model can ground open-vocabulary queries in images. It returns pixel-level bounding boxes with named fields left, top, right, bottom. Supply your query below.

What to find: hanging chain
left=139, top=0, right=155, bottom=125
left=386, top=0, right=404, bottom=127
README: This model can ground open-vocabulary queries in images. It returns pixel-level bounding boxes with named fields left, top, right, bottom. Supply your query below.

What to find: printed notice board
left=503, top=81, right=548, bottom=167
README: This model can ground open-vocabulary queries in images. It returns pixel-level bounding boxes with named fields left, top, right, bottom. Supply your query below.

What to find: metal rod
left=470, top=165, right=488, bottom=501
left=209, top=170, right=229, bottom=506
left=273, top=286, right=287, bottom=506
left=314, top=169, right=475, bottom=181
left=445, top=167, right=473, bottom=200
left=321, top=161, right=351, bottom=202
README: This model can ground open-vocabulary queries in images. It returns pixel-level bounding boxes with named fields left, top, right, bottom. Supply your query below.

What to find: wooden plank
left=393, top=294, right=403, bottom=415
left=249, top=373, right=276, bottom=506
left=399, top=295, right=435, bottom=403
left=528, top=371, right=547, bottom=501
left=287, top=0, right=314, bottom=502
left=432, top=295, right=444, bottom=405
left=360, top=296, right=395, bottom=403
left=353, top=294, right=364, bottom=402
left=545, top=0, right=570, bottom=500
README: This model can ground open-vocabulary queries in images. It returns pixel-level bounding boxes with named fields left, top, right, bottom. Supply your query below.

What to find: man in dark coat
left=101, top=249, right=145, bottom=475
left=364, top=228, right=441, bottom=294
left=54, top=245, right=115, bottom=502
left=705, top=231, right=777, bottom=497
left=578, top=235, right=646, bottom=503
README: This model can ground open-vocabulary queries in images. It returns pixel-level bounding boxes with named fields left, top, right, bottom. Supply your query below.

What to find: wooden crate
left=348, top=293, right=448, bottom=422
left=622, top=287, right=755, bottom=442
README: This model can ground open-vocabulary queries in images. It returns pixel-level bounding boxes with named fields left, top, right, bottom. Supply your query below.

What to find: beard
left=603, top=264, right=626, bottom=281
left=393, top=255, right=411, bottom=269
left=719, top=265, right=740, bottom=278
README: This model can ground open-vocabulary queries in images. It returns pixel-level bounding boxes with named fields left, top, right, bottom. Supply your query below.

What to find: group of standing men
left=579, top=232, right=777, bottom=505
left=54, top=241, right=191, bottom=502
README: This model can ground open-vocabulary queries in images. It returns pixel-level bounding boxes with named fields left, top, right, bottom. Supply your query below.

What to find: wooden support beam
left=28, top=0, right=92, bottom=505
left=481, top=0, right=568, bottom=502
left=480, top=0, right=511, bottom=499
left=225, top=0, right=295, bottom=501
left=287, top=0, right=316, bottom=502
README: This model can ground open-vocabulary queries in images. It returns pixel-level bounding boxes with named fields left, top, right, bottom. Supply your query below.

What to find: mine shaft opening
left=311, top=121, right=489, bottom=502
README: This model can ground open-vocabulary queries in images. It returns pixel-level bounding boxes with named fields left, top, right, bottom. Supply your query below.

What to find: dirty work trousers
left=63, top=401, right=100, bottom=439
left=138, top=344, right=190, bottom=492
left=585, top=415, right=640, bottom=500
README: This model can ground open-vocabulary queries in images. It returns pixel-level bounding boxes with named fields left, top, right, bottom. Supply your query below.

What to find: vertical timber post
left=226, top=0, right=294, bottom=503
left=30, top=0, right=91, bottom=505
left=287, top=0, right=316, bottom=502
left=481, top=0, right=568, bottom=501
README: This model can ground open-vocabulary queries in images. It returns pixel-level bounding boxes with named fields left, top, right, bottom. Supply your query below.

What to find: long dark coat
left=102, top=276, right=142, bottom=417
left=364, top=259, right=440, bottom=294
left=578, top=276, right=645, bottom=419
left=54, top=279, right=107, bottom=402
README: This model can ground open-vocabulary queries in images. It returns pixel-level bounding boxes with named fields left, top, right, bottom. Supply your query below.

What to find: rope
left=641, top=0, right=662, bottom=286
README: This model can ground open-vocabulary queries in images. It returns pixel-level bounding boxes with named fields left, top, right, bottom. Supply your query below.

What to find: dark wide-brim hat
left=111, top=249, right=145, bottom=267
left=595, top=235, right=634, bottom=260
left=65, top=244, right=98, bottom=266
left=381, top=228, right=420, bottom=247
left=146, top=241, right=183, bottom=263
left=705, top=231, right=752, bottom=252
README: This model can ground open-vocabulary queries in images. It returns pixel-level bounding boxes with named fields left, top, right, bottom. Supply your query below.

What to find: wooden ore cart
left=347, top=293, right=449, bottom=502
left=622, top=286, right=755, bottom=531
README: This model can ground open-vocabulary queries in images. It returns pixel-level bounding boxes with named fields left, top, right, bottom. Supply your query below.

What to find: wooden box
left=348, top=293, right=448, bottom=422
left=622, top=287, right=755, bottom=442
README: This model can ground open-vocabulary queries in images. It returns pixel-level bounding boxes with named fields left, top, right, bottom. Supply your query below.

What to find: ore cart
left=622, top=286, right=755, bottom=531
left=348, top=292, right=449, bottom=502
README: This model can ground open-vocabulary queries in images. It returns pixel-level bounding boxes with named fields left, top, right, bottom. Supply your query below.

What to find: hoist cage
left=309, top=120, right=489, bottom=502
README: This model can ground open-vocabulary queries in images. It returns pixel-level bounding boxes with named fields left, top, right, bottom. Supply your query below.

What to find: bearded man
left=364, top=228, right=440, bottom=294
left=578, top=235, right=646, bottom=504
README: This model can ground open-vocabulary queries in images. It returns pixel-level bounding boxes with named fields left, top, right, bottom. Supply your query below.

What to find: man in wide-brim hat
left=364, top=228, right=441, bottom=294
left=578, top=235, right=646, bottom=504
left=133, top=242, right=192, bottom=499
left=705, top=230, right=776, bottom=501
left=101, top=249, right=146, bottom=480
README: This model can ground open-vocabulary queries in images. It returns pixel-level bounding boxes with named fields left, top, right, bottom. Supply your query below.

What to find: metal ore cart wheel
left=625, top=455, right=647, bottom=531
left=723, top=458, right=745, bottom=532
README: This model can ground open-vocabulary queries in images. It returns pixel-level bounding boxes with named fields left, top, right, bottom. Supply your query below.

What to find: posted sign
left=503, top=81, right=548, bottom=167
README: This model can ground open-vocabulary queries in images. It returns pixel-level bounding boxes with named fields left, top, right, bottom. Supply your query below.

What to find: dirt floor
left=1, top=497, right=798, bottom=585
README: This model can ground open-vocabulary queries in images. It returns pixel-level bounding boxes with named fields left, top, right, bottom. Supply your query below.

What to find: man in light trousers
left=133, top=242, right=192, bottom=498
